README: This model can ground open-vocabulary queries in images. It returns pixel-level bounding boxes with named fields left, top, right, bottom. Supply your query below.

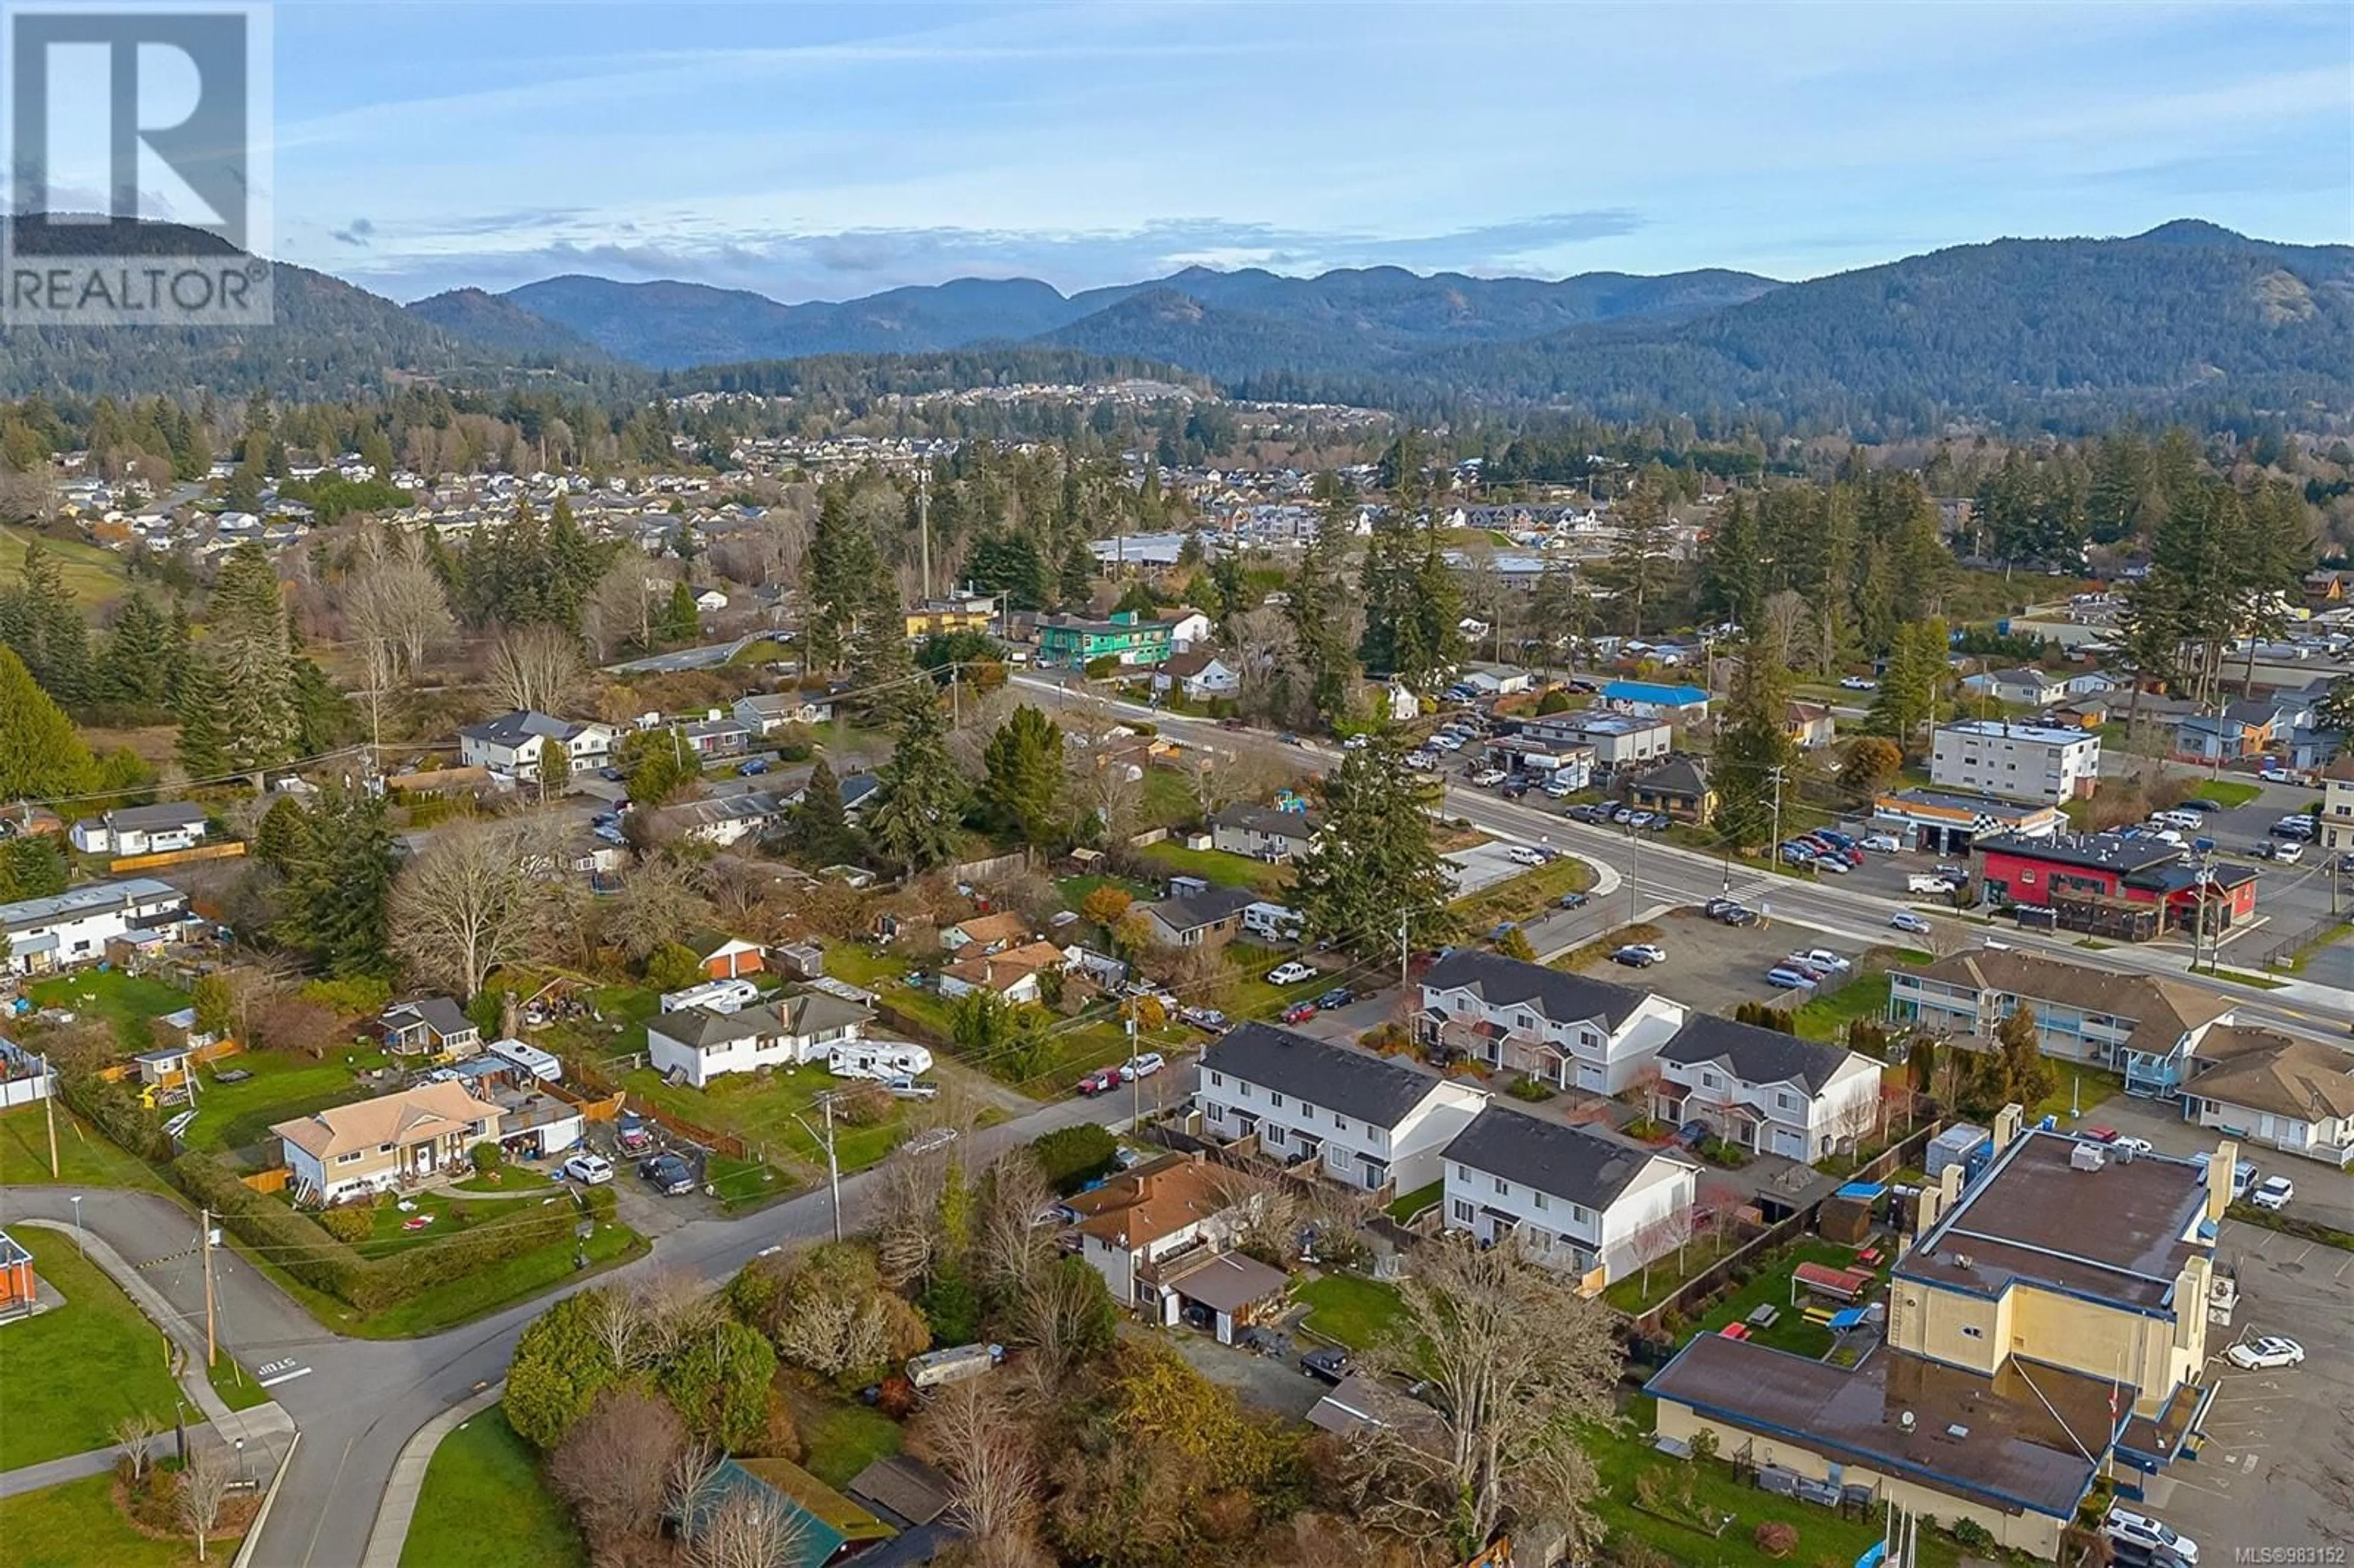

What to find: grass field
left=2192, top=778, right=2263, bottom=808
left=400, top=1405, right=584, bottom=1568
left=1451, top=854, right=1596, bottom=930
left=0, top=1474, right=213, bottom=1568
left=622, top=1062, right=891, bottom=1179
left=26, top=970, right=192, bottom=1049
left=182, top=1049, right=389, bottom=1154
left=1292, top=1272, right=1406, bottom=1351
left=1385, top=1181, right=1442, bottom=1223
left=206, top=1351, right=271, bottom=1413
left=792, top=1384, right=905, bottom=1490
left=1135, top=840, right=1292, bottom=897
left=0, top=1229, right=187, bottom=1470
left=0, top=1103, right=172, bottom=1190
left=1789, top=973, right=1894, bottom=1043
left=349, top=1219, right=647, bottom=1340
left=0, top=526, right=131, bottom=609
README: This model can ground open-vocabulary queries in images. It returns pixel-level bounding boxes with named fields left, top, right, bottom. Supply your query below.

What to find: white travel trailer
left=660, top=977, right=760, bottom=1014
left=828, top=1041, right=935, bottom=1081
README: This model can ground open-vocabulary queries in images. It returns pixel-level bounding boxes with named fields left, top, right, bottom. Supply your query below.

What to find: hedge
left=59, top=1073, right=171, bottom=1163
left=170, top=1151, right=364, bottom=1301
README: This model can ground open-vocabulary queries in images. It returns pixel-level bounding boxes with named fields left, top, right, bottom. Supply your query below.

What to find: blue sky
left=251, top=0, right=2352, bottom=302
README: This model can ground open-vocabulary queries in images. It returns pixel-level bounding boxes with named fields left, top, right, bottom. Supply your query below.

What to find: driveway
left=1441, top=839, right=1524, bottom=897
left=1145, top=1322, right=1328, bottom=1420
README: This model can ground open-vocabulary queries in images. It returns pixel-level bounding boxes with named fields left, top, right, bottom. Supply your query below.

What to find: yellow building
left=902, top=596, right=997, bottom=639
left=1648, top=1113, right=2228, bottom=1556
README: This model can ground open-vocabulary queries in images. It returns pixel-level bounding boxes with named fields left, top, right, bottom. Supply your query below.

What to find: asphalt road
left=0, top=1076, right=1159, bottom=1568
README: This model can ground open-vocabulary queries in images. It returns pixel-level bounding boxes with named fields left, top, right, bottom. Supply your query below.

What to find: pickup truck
left=1908, top=875, right=1958, bottom=895
left=907, top=1342, right=1006, bottom=1389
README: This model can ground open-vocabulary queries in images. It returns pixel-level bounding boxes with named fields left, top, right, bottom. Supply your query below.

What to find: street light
left=234, top=1437, right=246, bottom=1485
left=69, top=1194, right=83, bottom=1257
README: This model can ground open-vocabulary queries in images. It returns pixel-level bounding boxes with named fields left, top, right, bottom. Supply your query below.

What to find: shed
left=1162, top=1250, right=1289, bottom=1345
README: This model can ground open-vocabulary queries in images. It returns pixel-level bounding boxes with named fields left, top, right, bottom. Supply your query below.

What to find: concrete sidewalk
left=359, top=1382, right=505, bottom=1568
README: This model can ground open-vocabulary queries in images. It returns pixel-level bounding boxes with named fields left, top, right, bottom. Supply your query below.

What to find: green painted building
left=1035, top=610, right=1175, bottom=668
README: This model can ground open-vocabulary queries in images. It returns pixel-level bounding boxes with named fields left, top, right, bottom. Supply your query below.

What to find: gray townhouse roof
left=1656, top=1015, right=1851, bottom=1094
left=1421, top=949, right=1651, bottom=1030
left=771, top=991, right=871, bottom=1035
left=1200, top=1024, right=1455, bottom=1130
left=1440, top=1108, right=1667, bottom=1209
left=1145, top=884, right=1259, bottom=934
left=1211, top=802, right=1319, bottom=842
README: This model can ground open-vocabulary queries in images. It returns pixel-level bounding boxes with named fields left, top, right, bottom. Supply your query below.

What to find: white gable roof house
left=1651, top=1015, right=1884, bottom=1163
left=1419, top=949, right=1686, bottom=1096
left=1439, top=1109, right=1698, bottom=1285
left=457, top=711, right=617, bottom=782
left=68, top=802, right=208, bottom=858
left=1195, top=1024, right=1488, bottom=1196
left=645, top=990, right=874, bottom=1089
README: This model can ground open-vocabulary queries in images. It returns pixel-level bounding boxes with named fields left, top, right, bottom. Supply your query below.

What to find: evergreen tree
left=1056, top=537, right=1095, bottom=609
left=1600, top=468, right=1678, bottom=637
left=282, top=783, right=395, bottom=978
left=0, top=645, right=98, bottom=799
left=0, top=540, right=90, bottom=706
left=1289, top=736, right=1455, bottom=959
left=787, top=757, right=864, bottom=866
left=253, top=794, right=312, bottom=871
left=1867, top=618, right=1948, bottom=749
left=172, top=655, right=233, bottom=783
left=1696, top=491, right=1764, bottom=628
left=864, top=699, right=968, bottom=875
left=204, top=541, right=298, bottom=777
left=1287, top=498, right=1360, bottom=726
left=1713, top=637, right=1800, bottom=850
left=0, top=832, right=68, bottom=902
left=660, top=580, right=701, bottom=644
left=980, top=705, right=1064, bottom=846
left=96, top=592, right=173, bottom=712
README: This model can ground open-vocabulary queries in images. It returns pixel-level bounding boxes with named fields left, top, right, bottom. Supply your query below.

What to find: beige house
left=2181, top=1026, right=2354, bottom=1167
left=274, top=1081, right=503, bottom=1207
left=2322, top=753, right=2354, bottom=853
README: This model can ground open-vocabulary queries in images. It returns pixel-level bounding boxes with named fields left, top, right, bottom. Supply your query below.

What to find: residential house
left=1972, top=830, right=2257, bottom=943
left=644, top=991, right=872, bottom=1088
left=1520, top=712, right=1672, bottom=774
left=1136, top=883, right=1258, bottom=948
left=1209, top=803, right=1319, bottom=862
left=1417, top=949, right=1686, bottom=1095
left=1153, top=649, right=1240, bottom=702
left=1887, top=948, right=2238, bottom=1098
left=2178, top=1027, right=2354, bottom=1167
left=941, top=911, right=1030, bottom=953
left=660, top=789, right=794, bottom=848
left=691, top=587, right=729, bottom=614
left=1625, top=755, right=1715, bottom=826
left=732, top=692, right=832, bottom=734
left=2322, top=753, right=2354, bottom=853
left=1195, top=1023, right=1489, bottom=1194
left=934, top=940, right=1070, bottom=1003
left=1035, top=611, right=1174, bottom=669
left=0, top=878, right=190, bottom=977
left=1598, top=680, right=1710, bottom=721
left=1930, top=720, right=2101, bottom=803
left=1783, top=701, right=1836, bottom=751
left=1439, top=1109, right=1698, bottom=1282
left=1165, top=608, right=1215, bottom=650
left=674, top=1456, right=890, bottom=1568
left=1963, top=667, right=2066, bottom=709
left=0, top=1229, right=33, bottom=1316
left=1061, top=1151, right=1289, bottom=1342
left=67, top=802, right=208, bottom=857
left=273, top=1080, right=505, bottom=1206
left=1647, top=1116, right=2229, bottom=1556
left=457, top=711, right=617, bottom=782
left=679, top=717, right=752, bottom=758
left=1651, top=1016, right=1884, bottom=1162
left=379, top=997, right=483, bottom=1060
left=901, top=595, right=998, bottom=639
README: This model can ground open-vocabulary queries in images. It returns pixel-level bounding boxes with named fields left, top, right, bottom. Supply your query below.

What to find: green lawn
left=1136, top=840, right=1292, bottom=897
left=1054, top=872, right=1156, bottom=913
left=793, top=1385, right=905, bottom=1490
left=0, top=1474, right=211, bottom=1568
left=1592, top=1399, right=1960, bottom=1568
left=822, top=946, right=912, bottom=993
left=1385, top=1181, right=1442, bottom=1223
left=0, top=1229, right=188, bottom=1469
left=0, top=526, right=131, bottom=609
left=400, top=1405, right=585, bottom=1568
left=622, top=1063, right=882, bottom=1179
left=205, top=1351, right=270, bottom=1413
left=1140, top=766, right=1201, bottom=830
left=348, top=1189, right=565, bottom=1261
left=451, top=1166, right=556, bottom=1194
left=0, top=1103, right=172, bottom=1191
left=2033, top=1064, right=2125, bottom=1125
left=349, top=1220, right=647, bottom=1340
left=1681, top=1239, right=1891, bottom=1360
left=1292, top=1273, right=1407, bottom=1351
left=1789, top=973, right=1893, bottom=1043
left=1452, top=854, right=1596, bottom=931
left=181, top=1049, right=389, bottom=1154
left=26, top=970, right=191, bottom=1049
left=2192, top=778, right=2263, bottom=809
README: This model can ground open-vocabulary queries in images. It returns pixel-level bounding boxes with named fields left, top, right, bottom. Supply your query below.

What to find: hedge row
left=59, top=1073, right=172, bottom=1164
left=170, top=1151, right=365, bottom=1301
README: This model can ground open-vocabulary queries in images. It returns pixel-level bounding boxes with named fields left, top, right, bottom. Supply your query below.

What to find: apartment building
left=2323, top=753, right=2354, bottom=852
left=1417, top=950, right=1686, bottom=1095
left=1197, top=1024, right=1488, bottom=1195
left=2179, top=1027, right=2354, bottom=1167
left=1930, top=720, right=2101, bottom=804
left=1888, top=949, right=2237, bottom=1098
left=1651, top=1016, right=1884, bottom=1162
left=1438, top=1109, right=1697, bottom=1283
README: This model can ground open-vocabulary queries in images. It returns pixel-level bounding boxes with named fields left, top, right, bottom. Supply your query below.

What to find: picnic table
left=1746, top=1303, right=1780, bottom=1329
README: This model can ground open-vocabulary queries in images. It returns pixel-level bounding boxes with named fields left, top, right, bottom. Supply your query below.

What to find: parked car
left=2105, top=1506, right=2199, bottom=1566
left=639, top=1152, right=696, bottom=1195
left=1470, top=767, right=1509, bottom=787
left=2192, top=1152, right=2259, bottom=1200
left=1300, top=1346, right=1354, bottom=1385
left=1314, top=988, right=1354, bottom=1011
left=1487, top=921, right=1520, bottom=943
left=596, top=766, right=623, bottom=781
left=2271, top=840, right=2305, bottom=865
left=2269, top=816, right=2315, bottom=839
left=1626, top=810, right=1658, bottom=829
left=739, top=758, right=769, bottom=775
left=614, top=1112, right=655, bottom=1154
left=2250, top=1175, right=2295, bottom=1211
left=1780, top=843, right=1818, bottom=865
left=1342, top=733, right=1370, bottom=750
left=1076, top=1067, right=1122, bottom=1096
left=1123, top=1051, right=1167, bottom=1079
left=1179, top=1007, right=1229, bottom=1032
left=1610, top=806, right=1634, bottom=824
left=1280, top=1000, right=1319, bottom=1025
left=1862, top=833, right=1903, bottom=852
left=2112, top=1136, right=2153, bottom=1156
left=1838, top=676, right=1878, bottom=690
left=1890, top=911, right=1932, bottom=934
left=2258, top=764, right=2294, bottom=783
left=561, top=1153, right=614, bottom=1186
left=2177, top=797, right=2220, bottom=813
left=903, top=1127, right=959, bottom=1157
left=1612, top=943, right=1667, bottom=968
left=2225, top=1335, right=2304, bottom=1370
left=1766, top=966, right=1818, bottom=991
left=1542, top=776, right=1579, bottom=798
left=1813, top=854, right=1850, bottom=874
left=1507, top=844, right=1547, bottom=866
left=1907, top=875, right=1958, bottom=895
left=1796, top=948, right=1851, bottom=973
left=1267, top=961, right=1317, bottom=985
left=882, top=1075, right=940, bottom=1100
left=1933, top=864, right=1968, bottom=880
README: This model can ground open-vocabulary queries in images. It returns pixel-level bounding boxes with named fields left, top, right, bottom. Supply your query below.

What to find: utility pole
left=792, top=1100, right=844, bottom=1244
left=41, top=1052, right=58, bottom=1178
left=200, top=1208, right=217, bottom=1366
left=1398, top=908, right=1412, bottom=992
left=1769, top=764, right=1788, bottom=867
left=1626, top=818, right=1640, bottom=926
left=917, top=468, right=932, bottom=604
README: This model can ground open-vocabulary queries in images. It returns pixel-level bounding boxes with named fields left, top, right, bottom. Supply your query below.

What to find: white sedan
left=2225, top=1335, right=2304, bottom=1371
left=1889, top=912, right=1932, bottom=934
left=1469, top=767, right=1508, bottom=787
left=1122, top=1051, right=1167, bottom=1079
left=561, top=1153, right=614, bottom=1186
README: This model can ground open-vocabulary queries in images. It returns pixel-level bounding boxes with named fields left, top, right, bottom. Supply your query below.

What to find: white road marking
left=258, top=1367, right=313, bottom=1388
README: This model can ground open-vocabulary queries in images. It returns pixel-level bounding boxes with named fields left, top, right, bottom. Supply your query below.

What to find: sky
left=172, top=1, right=2354, bottom=301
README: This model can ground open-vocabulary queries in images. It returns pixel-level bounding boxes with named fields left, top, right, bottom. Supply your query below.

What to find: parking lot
left=2063, top=1091, right=2354, bottom=1231
left=2137, top=1216, right=2354, bottom=1559
left=1560, top=907, right=1876, bottom=1020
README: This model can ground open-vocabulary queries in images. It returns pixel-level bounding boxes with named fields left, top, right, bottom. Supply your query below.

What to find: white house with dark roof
left=1195, top=1024, right=1488, bottom=1194
left=457, top=710, right=617, bottom=782
left=1651, top=1015, right=1883, bottom=1162
left=1418, top=949, right=1686, bottom=1095
left=1208, top=803, right=1320, bottom=862
left=0, top=878, right=190, bottom=976
left=645, top=991, right=872, bottom=1088
left=68, top=802, right=208, bottom=857
left=1439, top=1109, right=1697, bottom=1282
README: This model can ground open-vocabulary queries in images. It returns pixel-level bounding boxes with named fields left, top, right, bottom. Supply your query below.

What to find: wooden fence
left=241, top=1166, right=290, bottom=1195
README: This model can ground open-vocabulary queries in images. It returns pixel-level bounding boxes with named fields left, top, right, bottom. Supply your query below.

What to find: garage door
left=1576, top=1063, right=1604, bottom=1091
left=1771, top=1127, right=1808, bottom=1159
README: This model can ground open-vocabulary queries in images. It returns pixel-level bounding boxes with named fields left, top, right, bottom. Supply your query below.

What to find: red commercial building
left=1973, top=831, right=2256, bottom=943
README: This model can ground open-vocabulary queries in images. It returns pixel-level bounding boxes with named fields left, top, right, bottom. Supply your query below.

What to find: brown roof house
left=934, top=940, right=1070, bottom=1005
left=941, top=910, right=1031, bottom=953
left=1059, top=1150, right=1288, bottom=1343
left=274, top=1081, right=502, bottom=1207
left=2181, top=1027, right=2354, bottom=1168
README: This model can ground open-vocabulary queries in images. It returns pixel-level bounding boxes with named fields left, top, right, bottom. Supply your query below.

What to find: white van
left=829, top=1041, right=935, bottom=1081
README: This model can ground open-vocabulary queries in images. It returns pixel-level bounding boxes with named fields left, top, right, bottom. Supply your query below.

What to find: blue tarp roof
left=1835, top=1182, right=1886, bottom=1201
left=1601, top=680, right=1708, bottom=704
left=1827, top=1307, right=1871, bottom=1330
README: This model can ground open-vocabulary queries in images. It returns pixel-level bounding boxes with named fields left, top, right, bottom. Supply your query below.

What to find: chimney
left=2206, top=1138, right=2238, bottom=1224
left=1991, top=1102, right=2025, bottom=1153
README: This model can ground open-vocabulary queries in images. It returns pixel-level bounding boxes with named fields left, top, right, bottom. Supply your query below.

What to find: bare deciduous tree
left=870, top=1144, right=954, bottom=1290
left=178, top=1441, right=235, bottom=1562
left=484, top=622, right=590, bottom=716
left=584, top=555, right=672, bottom=660
left=1758, top=590, right=1810, bottom=676
left=550, top=1386, right=688, bottom=1558
left=389, top=815, right=565, bottom=999
left=682, top=1488, right=812, bottom=1568
left=112, top=1412, right=160, bottom=1481
left=606, top=853, right=715, bottom=961
left=1350, top=1233, right=1619, bottom=1556
left=975, top=1151, right=1055, bottom=1310
left=910, top=1379, right=1044, bottom=1568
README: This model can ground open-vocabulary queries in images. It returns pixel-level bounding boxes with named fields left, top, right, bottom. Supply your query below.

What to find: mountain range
left=0, top=218, right=2345, bottom=433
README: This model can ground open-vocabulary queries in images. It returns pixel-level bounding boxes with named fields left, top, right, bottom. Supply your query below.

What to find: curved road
left=0, top=1084, right=1138, bottom=1567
